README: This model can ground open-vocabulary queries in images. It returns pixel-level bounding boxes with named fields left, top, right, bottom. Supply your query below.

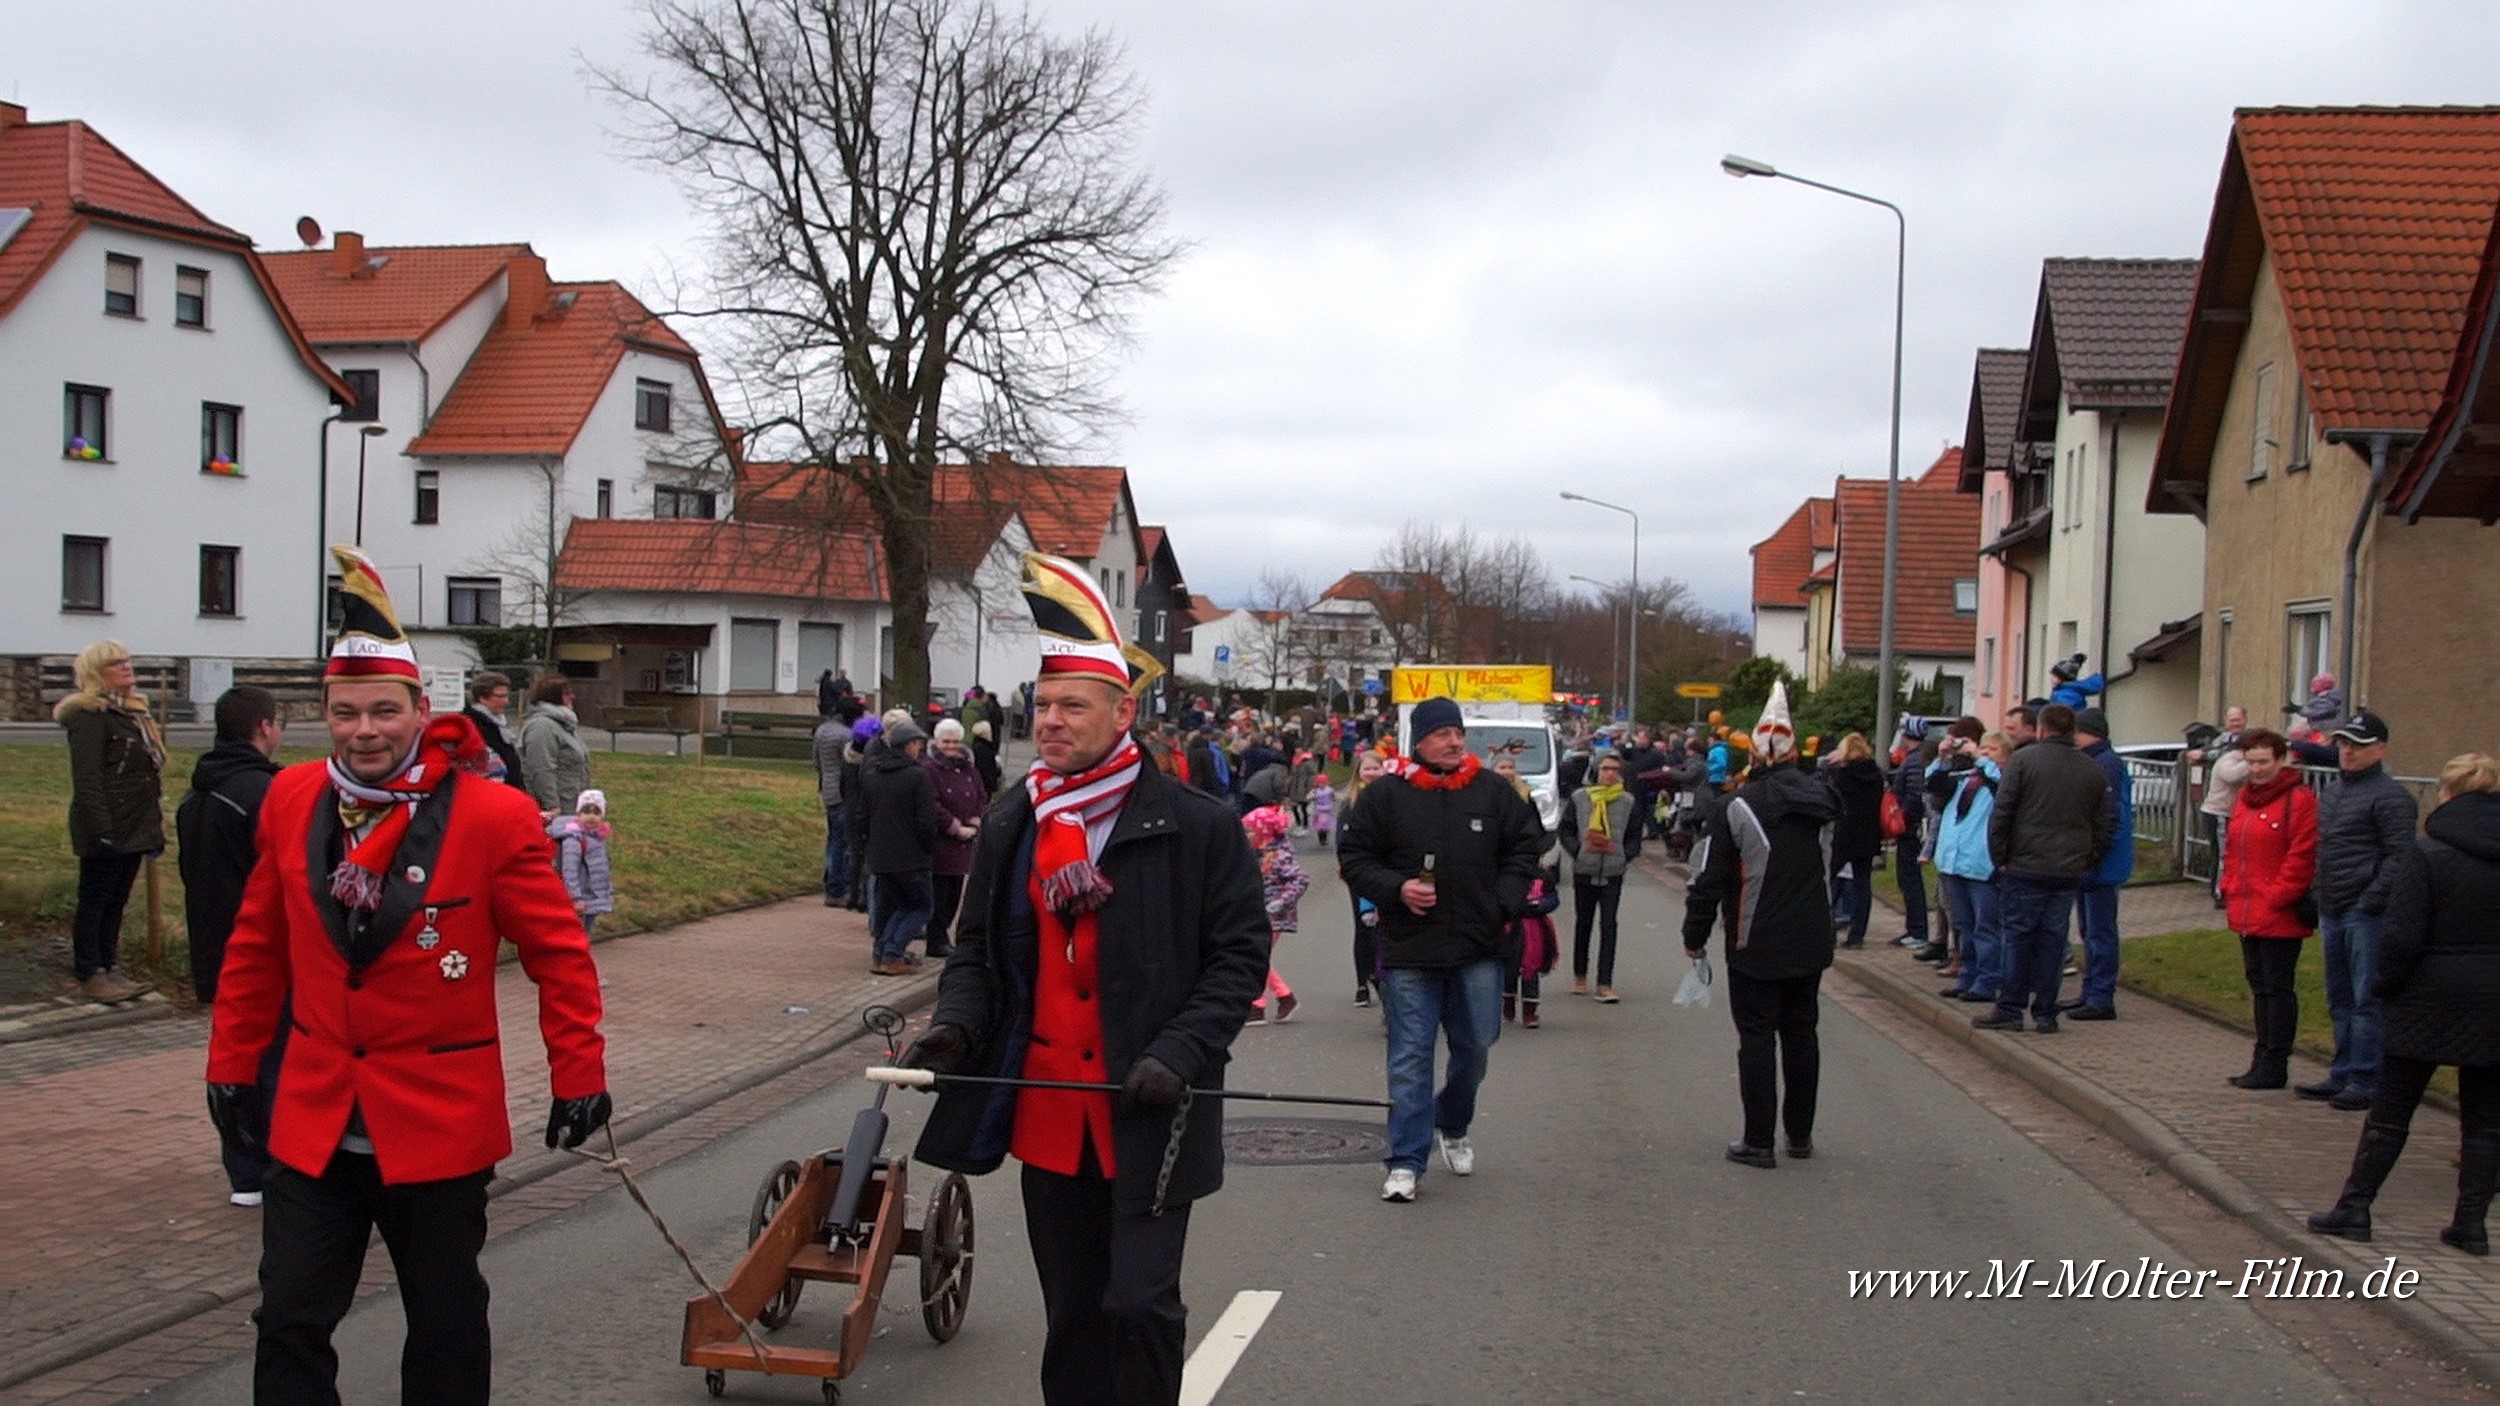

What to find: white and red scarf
left=326, top=713, right=491, bottom=911
left=1024, top=735, right=1143, bottom=916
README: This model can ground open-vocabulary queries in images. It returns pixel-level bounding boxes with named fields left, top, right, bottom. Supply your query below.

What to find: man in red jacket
left=206, top=547, right=608, bottom=1405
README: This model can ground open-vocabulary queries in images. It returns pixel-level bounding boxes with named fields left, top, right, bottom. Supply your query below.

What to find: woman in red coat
left=2222, top=729, right=2319, bottom=1090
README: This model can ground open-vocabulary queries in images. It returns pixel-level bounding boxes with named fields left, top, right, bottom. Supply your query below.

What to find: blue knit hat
left=1409, top=696, right=1464, bottom=742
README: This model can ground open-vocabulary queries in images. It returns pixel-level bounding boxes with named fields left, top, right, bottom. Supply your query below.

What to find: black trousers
left=1728, top=969, right=1822, bottom=1150
left=255, top=1154, right=491, bottom=1406
left=929, top=873, right=967, bottom=950
left=1571, top=876, right=1623, bottom=985
left=1020, top=1153, right=1192, bottom=1406
left=73, top=851, right=144, bottom=979
left=2240, top=935, right=2305, bottom=1064
left=2375, top=1054, right=2500, bottom=1137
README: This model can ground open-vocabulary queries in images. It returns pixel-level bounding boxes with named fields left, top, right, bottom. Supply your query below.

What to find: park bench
left=719, top=709, right=822, bottom=759
left=598, top=705, right=693, bottom=755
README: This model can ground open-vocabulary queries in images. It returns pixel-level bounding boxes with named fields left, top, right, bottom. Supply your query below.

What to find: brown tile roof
left=1749, top=497, right=1830, bottom=608
left=1960, top=347, right=2030, bottom=490
left=553, top=517, right=884, bottom=601
left=1833, top=448, right=1980, bottom=658
left=263, top=241, right=527, bottom=344
left=1187, top=592, right=1230, bottom=624
left=0, top=108, right=348, bottom=394
left=406, top=281, right=700, bottom=457
left=2152, top=107, right=2500, bottom=512
left=2016, top=260, right=2200, bottom=438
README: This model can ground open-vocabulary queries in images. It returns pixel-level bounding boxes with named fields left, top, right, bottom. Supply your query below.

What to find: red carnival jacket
left=207, top=762, right=607, bottom=1184
left=2223, top=771, right=2320, bottom=939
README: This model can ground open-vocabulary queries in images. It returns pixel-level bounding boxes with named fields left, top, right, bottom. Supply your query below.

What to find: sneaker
left=79, top=971, right=146, bottom=1003
left=1725, top=1141, right=1776, bottom=1169
left=1381, top=1168, right=1418, bottom=1202
left=1436, top=1132, right=1475, bottom=1176
left=1273, top=993, right=1299, bottom=1024
left=228, top=1190, right=264, bottom=1208
left=1594, top=986, right=1619, bottom=1004
left=1522, top=1004, right=1541, bottom=1029
left=1354, top=987, right=1372, bottom=1008
left=1571, top=978, right=1590, bottom=996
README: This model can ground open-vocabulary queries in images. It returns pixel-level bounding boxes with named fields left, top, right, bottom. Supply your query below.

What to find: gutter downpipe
left=402, top=343, right=432, bottom=428
left=313, top=409, right=345, bottom=657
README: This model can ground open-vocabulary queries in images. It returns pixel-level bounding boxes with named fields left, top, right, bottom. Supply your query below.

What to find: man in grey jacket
left=2299, top=711, right=2421, bottom=1111
left=1977, top=704, right=2115, bottom=1035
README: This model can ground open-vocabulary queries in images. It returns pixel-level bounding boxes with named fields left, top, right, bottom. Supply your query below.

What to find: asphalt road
left=153, top=841, right=2347, bottom=1403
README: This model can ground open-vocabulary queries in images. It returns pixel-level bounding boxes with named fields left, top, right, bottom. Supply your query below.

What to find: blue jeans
left=2077, top=885, right=2121, bottom=1008
left=1991, top=878, right=2077, bottom=1024
left=1939, top=874, right=2001, bottom=999
left=2321, top=907, right=2383, bottom=1094
left=823, top=804, right=849, bottom=900
left=1380, top=960, right=1503, bottom=1174
left=869, top=871, right=934, bottom=962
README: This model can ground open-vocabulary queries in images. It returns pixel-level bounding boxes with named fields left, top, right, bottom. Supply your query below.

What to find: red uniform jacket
left=207, top=762, right=607, bottom=1184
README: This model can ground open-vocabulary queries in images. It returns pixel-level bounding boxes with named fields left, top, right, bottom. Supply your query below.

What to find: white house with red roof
left=1747, top=497, right=1834, bottom=679
left=0, top=102, right=350, bottom=698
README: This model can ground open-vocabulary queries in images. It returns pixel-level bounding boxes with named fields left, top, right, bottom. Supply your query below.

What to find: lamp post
left=1722, top=152, right=1906, bottom=747
left=1568, top=573, right=1623, bottom=713
left=1562, top=491, right=1640, bottom=723
left=353, top=424, right=391, bottom=546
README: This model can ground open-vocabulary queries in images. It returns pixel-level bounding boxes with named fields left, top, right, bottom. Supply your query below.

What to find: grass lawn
left=0, top=746, right=824, bottom=1003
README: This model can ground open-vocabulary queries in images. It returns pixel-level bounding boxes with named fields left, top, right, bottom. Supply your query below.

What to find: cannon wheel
left=919, top=1172, right=974, bottom=1342
left=747, top=1159, right=808, bottom=1329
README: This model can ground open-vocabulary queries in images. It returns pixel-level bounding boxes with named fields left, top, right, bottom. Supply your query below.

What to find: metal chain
left=1151, top=1088, right=1193, bottom=1218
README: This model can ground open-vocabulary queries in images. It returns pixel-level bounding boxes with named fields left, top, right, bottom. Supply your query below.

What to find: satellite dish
left=296, top=216, right=322, bottom=248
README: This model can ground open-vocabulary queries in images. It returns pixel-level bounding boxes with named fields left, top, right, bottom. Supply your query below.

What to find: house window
left=596, top=478, right=613, bottom=518
left=447, top=577, right=502, bottom=627
left=730, top=617, right=779, bottom=691
left=340, top=369, right=381, bottom=422
left=634, top=379, right=672, bottom=432
left=201, top=403, right=242, bottom=472
left=1953, top=579, right=1978, bottom=614
left=2285, top=603, right=2332, bottom=711
left=104, top=254, right=139, bottom=316
left=199, top=545, right=239, bottom=617
left=2248, top=362, right=2278, bottom=481
left=653, top=485, right=716, bottom=519
left=175, top=266, right=208, bottom=328
left=2288, top=382, right=2312, bottom=471
left=797, top=621, right=843, bottom=683
left=62, top=536, right=108, bottom=611
left=1939, top=675, right=1965, bottom=716
left=879, top=625, right=896, bottom=683
left=64, top=384, right=109, bottom=458
left=414, top=470, right=440, bottom=524
left=1115, top=572, right=1127, bottom=608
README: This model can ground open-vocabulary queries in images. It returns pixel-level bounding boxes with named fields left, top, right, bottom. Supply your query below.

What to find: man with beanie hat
left=1340, top=695, right=1546, bottom=1202
left=2062, top=707, right=2132, bottom=1021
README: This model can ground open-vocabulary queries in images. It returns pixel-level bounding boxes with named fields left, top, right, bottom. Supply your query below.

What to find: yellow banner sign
left=1675, top=683, right=1723, bottom=699
left=1390, top=665, right=1555, bottom=705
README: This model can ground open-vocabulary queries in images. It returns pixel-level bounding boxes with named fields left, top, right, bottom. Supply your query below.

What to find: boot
left=2443, top=1131, right=2500, bottom=1256
left=1521, top=1000, right=1540, bottom=1029
left=80, top=970, right=144, bottom=1003
left=2230, top=1000, right=2288, bottom=1088
left=2308, top=1123, right=2409, bottom=1242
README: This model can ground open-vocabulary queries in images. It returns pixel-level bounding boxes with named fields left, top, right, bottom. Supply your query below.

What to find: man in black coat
left=2302, top=711, right=2422, bottom=1109
left=860, top=719, right=954, bottom=974
left=904, top=657, right=1267, bottom=1406
left=1979, top=703, right=2116, bottom=1035
left=460, top=672, right=528, bottom=792
left=174, top=684, right=285, bottom=1204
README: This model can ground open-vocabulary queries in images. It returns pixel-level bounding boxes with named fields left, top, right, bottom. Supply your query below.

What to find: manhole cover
left=1222, top=1118, right=1388, bottom=1166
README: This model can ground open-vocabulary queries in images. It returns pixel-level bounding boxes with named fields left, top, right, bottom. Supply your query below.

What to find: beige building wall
left=2363, top=520, right=2500, bottom=777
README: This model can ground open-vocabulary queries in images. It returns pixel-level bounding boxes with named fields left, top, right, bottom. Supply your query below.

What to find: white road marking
left=1178, top=1289, right=1282, bottom=1406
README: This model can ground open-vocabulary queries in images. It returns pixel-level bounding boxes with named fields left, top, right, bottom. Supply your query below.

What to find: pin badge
left=1469, top=818, right=1484, bottom=832
left=439, top=951, right=470, bottom=980
left=404, top=865, right=427, bottom=884
left=416, top=907, right=441, bottom=951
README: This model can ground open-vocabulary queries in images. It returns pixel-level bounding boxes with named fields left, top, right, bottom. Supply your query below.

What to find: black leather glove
left=206, top=1083, right=264, bottom=1161
left=544, top=1091, right=614, bottom=1150
left=899, top=1022, right=969, bottom=1075
left=1120, top=1055, right=1186, bottom=1111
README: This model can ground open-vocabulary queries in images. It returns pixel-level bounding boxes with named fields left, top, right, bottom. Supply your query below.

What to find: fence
left=2163, top=759, right=2440, bottom=885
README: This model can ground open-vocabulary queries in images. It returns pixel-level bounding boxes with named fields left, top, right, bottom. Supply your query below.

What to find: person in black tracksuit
left=1684, top=737, right=1839, bottom=1167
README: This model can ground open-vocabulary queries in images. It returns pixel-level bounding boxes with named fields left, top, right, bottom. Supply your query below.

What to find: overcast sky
left=13, top=1, right=2496, bottom=614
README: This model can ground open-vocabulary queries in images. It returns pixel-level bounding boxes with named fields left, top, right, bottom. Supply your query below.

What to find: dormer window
left=635, top=379, right=673, bottom=433
left=105, top=254, right=139, bottom=316
left=653, top=484, right=715, bottom=520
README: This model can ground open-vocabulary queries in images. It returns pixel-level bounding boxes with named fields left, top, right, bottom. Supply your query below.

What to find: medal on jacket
left=416, top=906, right=442, bottom=951
left=440, top=950, right=470, bottom=980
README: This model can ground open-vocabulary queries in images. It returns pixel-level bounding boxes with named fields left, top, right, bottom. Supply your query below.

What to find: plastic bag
left=1673, top=954, right=1714, bottom=1009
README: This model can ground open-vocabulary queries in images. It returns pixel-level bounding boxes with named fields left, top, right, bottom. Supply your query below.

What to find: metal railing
left=2163, top=760, right=2440, bottom=884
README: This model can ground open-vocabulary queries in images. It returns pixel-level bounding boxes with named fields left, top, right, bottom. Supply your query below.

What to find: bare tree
left=599, top=0, right=1177, bottom=703
left=1369, top=521, right=1467, bottom=663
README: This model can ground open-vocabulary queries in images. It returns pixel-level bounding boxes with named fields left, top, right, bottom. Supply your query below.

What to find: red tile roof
left=263, top=241, right=527, bottom=344
left=736, top=458, right=1129, bottom=565
left=553, top=517, right=884, bottom=601
left=0, top=107, right=348, bottom=395
left=1833, top=448, right=1979, bottom=658
left=736, top=459, right=1019, bottom=577
left=2152, top=107, right=2500, bottom=511
left=406, top=281, right=701, bottom=457
left=1749, top=497, right=1831, bottom=608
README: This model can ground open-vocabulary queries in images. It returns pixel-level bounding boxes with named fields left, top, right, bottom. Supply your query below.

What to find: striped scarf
left=1025, top=735, right=1143, bottom=915
left=325, top=714, right=490, bottom=911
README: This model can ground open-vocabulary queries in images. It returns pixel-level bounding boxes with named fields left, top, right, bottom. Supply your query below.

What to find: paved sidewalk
left=0, top=895, right=940, bottom=1398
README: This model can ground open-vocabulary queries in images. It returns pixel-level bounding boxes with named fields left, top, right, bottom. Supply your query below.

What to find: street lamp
left=353, top=424, right=391, bottom=546
left=1562, top=491, right=1640, bottom=723
left=1723, top=152, right=1907, bottom=747
left=1568, top=573, right=1623, bottom=713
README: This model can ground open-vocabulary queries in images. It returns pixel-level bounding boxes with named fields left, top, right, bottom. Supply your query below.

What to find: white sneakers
left=229, top=1190, right=264, bottom=1208
left=1380, top=1168, right=1418, bottom=1202
left=1436, top=1132, right=1475, bottom=1176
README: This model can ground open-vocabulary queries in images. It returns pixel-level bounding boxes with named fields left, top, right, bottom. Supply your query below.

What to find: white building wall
left=1089, top=492, right=1143, bottom=642
left=927, top=516, right=1042, bottom=699
left=569, top=589, right=886, bottom=701
left=1751, top=604, right=1810, bottom=678
left=3, top=226, right=336, bottom=661
left=1171, top=608, right=1264, bottom=687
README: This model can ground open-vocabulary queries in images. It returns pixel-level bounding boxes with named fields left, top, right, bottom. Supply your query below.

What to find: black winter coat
left=912, top=765, right=1271, bottom=1211
left=1682, top=765, right=1840, bottom=979
left=1987, top=735, right=2116, bottom=883
left=2313, top=763, right=2420, bottom=918
left=2375, top=791, right=2500, bottom=1067
left=860, top=744, right=945, bottom=874
left=1825, top=758, right=1885, bottom=860
left=1338, top=765, right=1546, bottom=970
left=463, top=704, right=529, bottom=792
left=174, top=739, right=280, bottom=1001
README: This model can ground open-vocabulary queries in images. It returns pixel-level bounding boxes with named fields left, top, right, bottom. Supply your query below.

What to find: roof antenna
left=296, top=216, right=322, bottom=249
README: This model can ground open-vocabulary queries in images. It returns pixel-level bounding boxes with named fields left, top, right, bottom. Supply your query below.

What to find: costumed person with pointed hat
left=1682, top=681, right=1842, bottom=1168
left=901, top=552, right=1270, bottom=1405
left=204, top=547, right=610, bottom=1404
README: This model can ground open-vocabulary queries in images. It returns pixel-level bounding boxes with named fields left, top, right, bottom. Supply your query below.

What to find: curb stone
left=0, top=992, right=177, bottom=1045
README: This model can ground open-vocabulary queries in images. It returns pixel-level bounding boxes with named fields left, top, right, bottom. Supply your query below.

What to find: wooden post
left=144, top=854, right=164, bottom=967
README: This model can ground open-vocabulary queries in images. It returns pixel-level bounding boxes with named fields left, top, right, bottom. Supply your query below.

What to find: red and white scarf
left=1024, top=735, right=1142, bottom=915
left=326, top=713, right=492, bottom=911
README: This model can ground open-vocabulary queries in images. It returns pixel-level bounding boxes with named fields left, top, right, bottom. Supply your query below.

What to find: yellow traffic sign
left=1675, top=683, right=1723, bottom=699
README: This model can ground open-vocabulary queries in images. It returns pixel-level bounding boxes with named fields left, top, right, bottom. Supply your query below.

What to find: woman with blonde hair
left=1824, top=731, right=1886, bottom=948
left=1346, top=749, right=1389, bottom=1007
left=54, top=639, right=164, bottom=1002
